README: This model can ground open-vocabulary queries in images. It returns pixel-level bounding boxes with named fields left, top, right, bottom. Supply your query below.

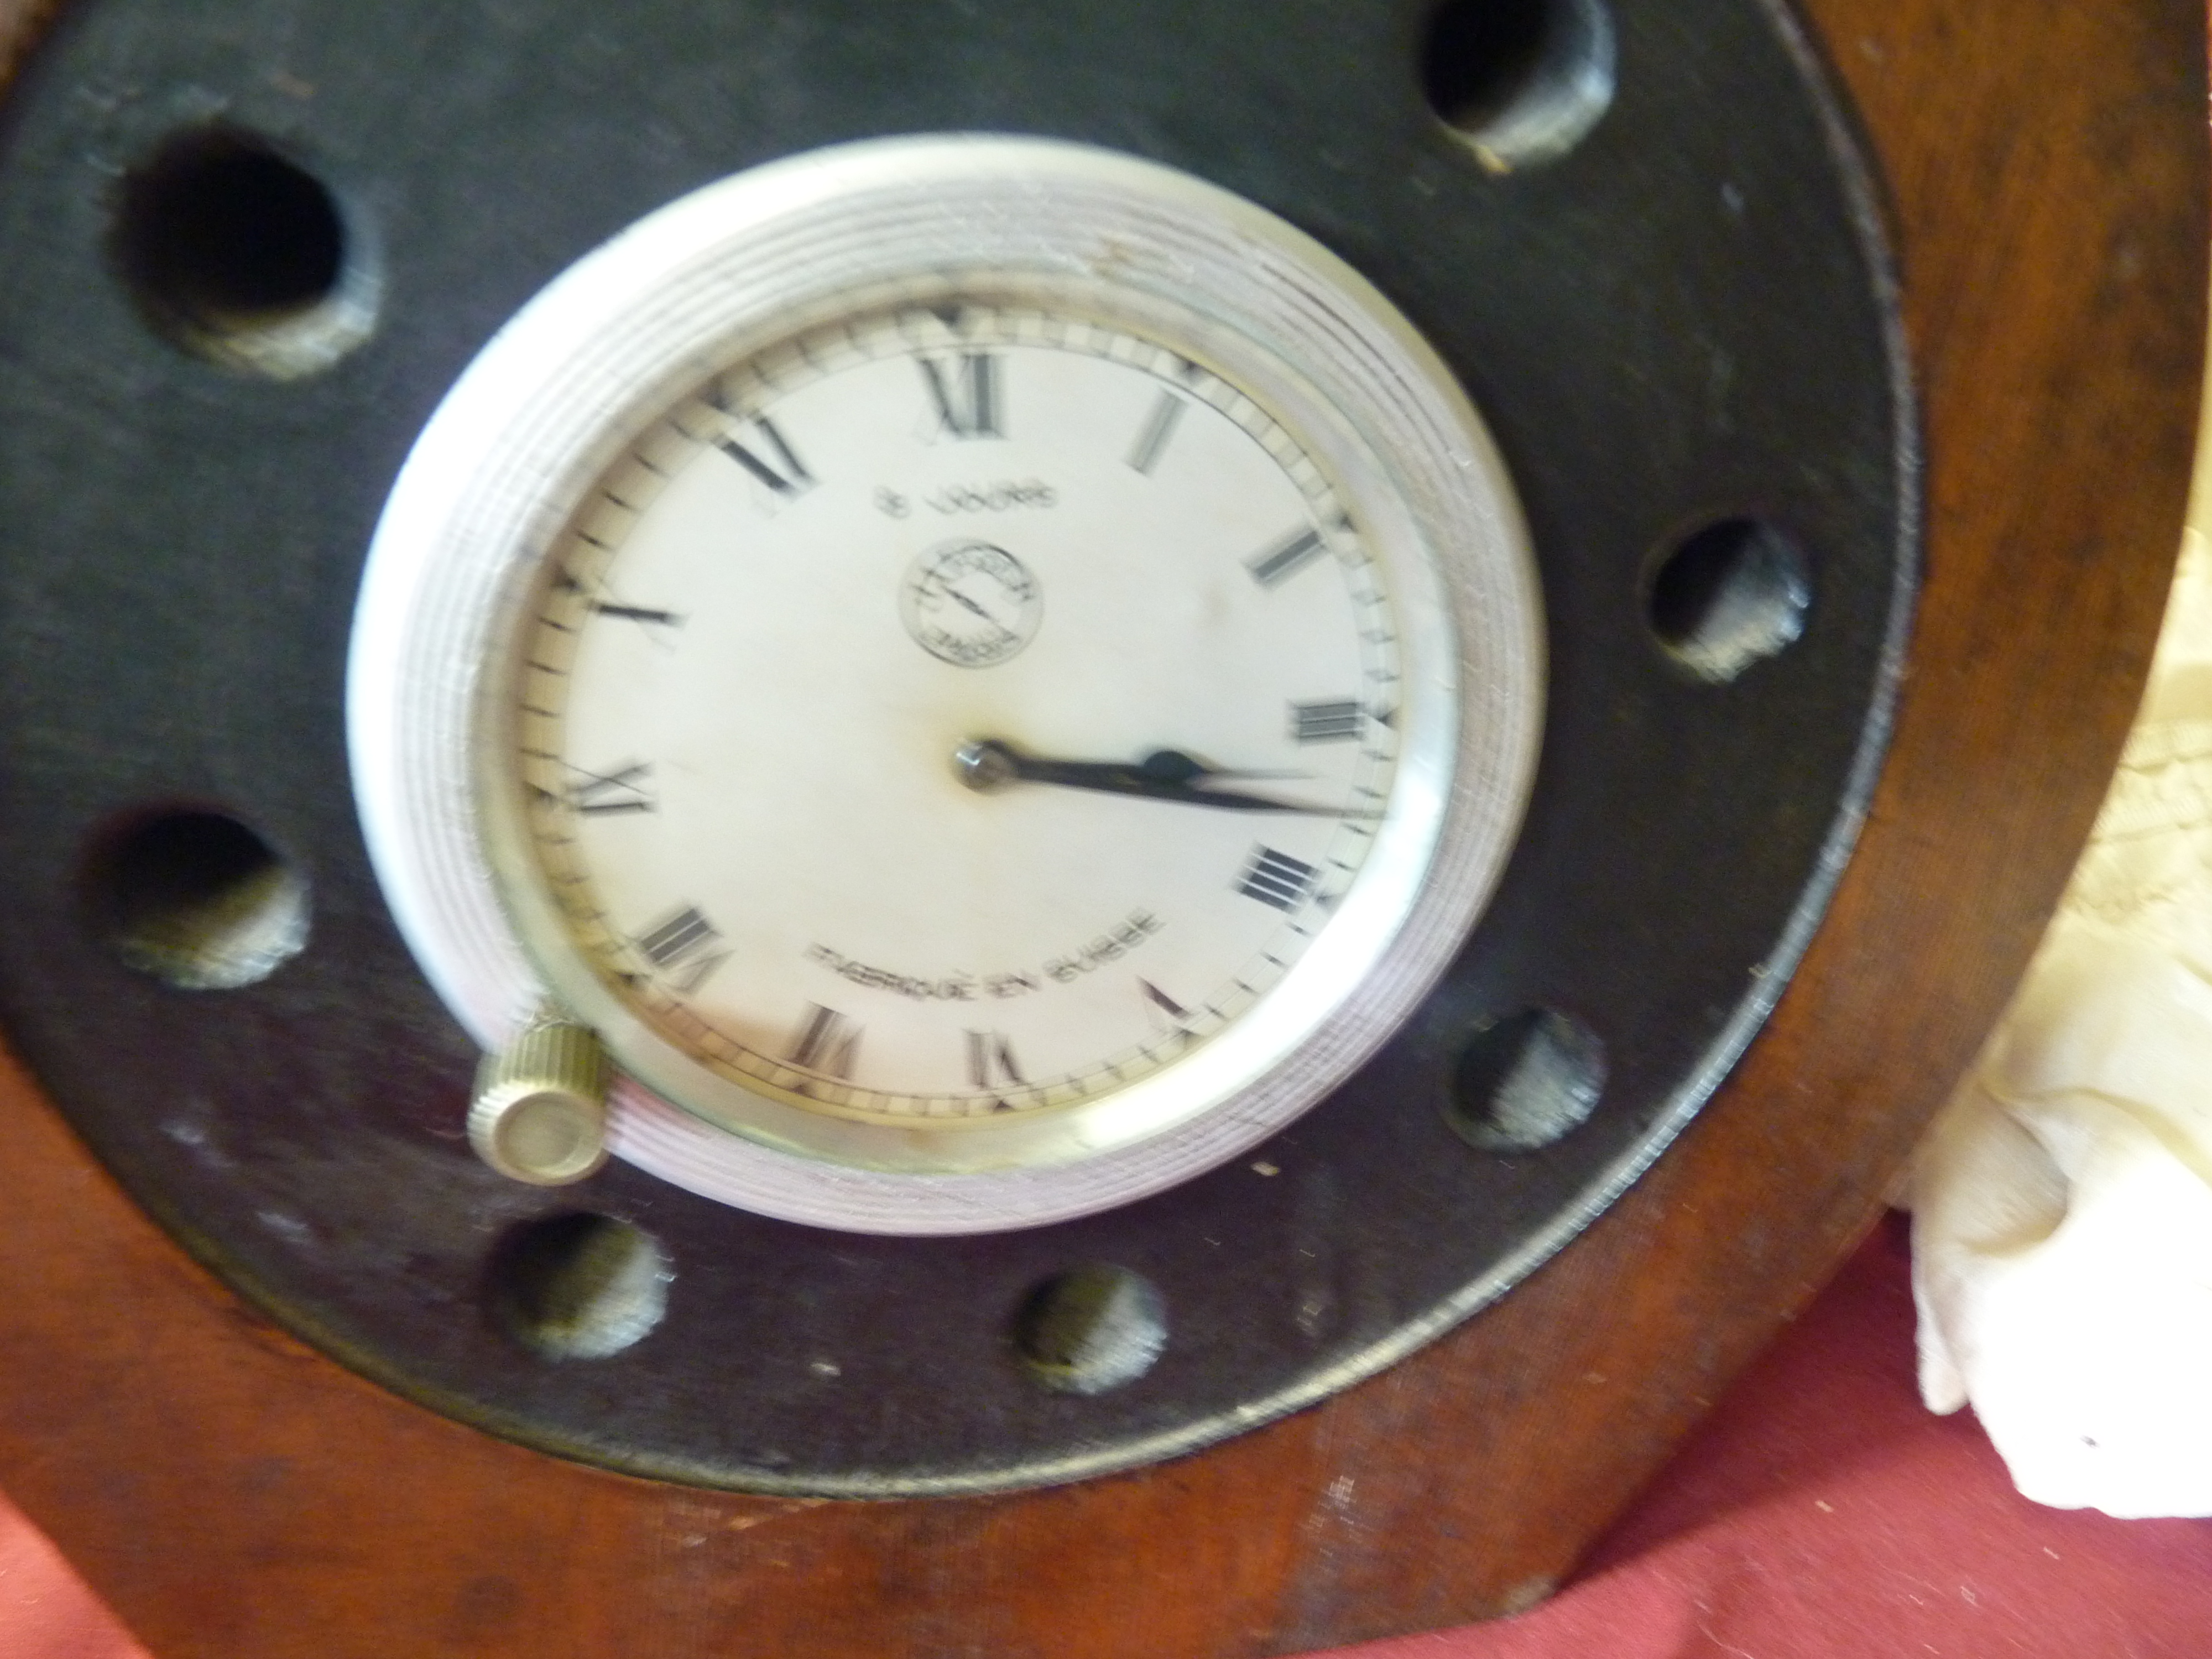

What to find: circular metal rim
left=347, top=135, right=1547, bottom=1233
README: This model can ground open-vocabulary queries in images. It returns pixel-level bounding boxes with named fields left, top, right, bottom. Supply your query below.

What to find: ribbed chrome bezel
left=348, top=136, right=1543, bottom=1234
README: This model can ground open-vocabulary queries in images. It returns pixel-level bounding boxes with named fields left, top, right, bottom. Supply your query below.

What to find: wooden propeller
left=0, top=1, right=2200, bottom=1653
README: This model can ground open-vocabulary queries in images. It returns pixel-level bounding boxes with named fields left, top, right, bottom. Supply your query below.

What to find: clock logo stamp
left=899, top=538, right=1042, bottom=667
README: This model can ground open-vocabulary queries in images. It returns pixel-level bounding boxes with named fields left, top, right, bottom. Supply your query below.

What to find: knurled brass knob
left=469, top=1016, right=609, bottom=1186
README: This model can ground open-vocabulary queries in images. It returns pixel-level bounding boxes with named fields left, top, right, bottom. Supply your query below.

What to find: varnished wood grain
left=0, top=3, right=2200, bottom=1656
left=0, top=2, right=55, bottom=82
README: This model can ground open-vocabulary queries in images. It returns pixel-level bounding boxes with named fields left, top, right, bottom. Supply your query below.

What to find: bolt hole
left=1446, top=1008, right=1605, bottom=1152
left=1010, top=1266, right=1166, bottom=1396
left=1649, top=517, right=1812, bottom=682
left=111, top=126, right=378, bottom=378
left=491, top=1213, right=671, bottom=1361
left=1420, top=0, right=1616, bottom=173
left=87, top=810, right=309, bottom=990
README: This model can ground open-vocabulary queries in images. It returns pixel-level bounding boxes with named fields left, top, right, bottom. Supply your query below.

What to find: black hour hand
left=955, top=739, right=1351, bottom=816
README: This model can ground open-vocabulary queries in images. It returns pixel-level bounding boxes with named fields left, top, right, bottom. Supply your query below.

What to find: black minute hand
left=955, top=739, right=1359, bottom=816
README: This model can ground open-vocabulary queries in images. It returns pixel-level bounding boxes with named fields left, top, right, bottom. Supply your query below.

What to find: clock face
left=353, top=136, right=1544, bottom=1229
left=515, top=299, right=1404, bottom=1129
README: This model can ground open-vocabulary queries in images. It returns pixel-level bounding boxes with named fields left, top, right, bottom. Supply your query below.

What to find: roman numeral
left=1237, top=846, right=1319, bottom=912
left=1246, top=526, right=1327, bottom=587
left=1290, top=700, right=1365, bottom=744
left=966, top=1029, right=1025, bottom=1091
left=566, top=760, right=654, bottom=815
left=1125, top=390, right=1187, bottom=474
left=714, top=415, right=814, bottom=498
left=1138, top=978, right=1189, bottom=1020
left=592, top=601, right=682, bottom=628
left=634, top=904, right=729, bottom=993
left=786, top=1004, right=862, bottom=1080
left=919, top=352, right=1002, bottom=439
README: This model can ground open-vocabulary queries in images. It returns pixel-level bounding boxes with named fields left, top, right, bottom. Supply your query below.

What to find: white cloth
left=1910, top=523, right=2212, bottom=1518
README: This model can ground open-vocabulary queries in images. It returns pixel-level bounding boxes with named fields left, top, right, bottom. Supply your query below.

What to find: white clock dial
left=351, top=137, right=1544, bottom=1232
left=519, top=301, right=1401, bottom=1127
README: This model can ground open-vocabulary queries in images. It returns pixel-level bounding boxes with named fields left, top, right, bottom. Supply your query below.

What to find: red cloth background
left=7, top=1217, right=2208, bottom=1657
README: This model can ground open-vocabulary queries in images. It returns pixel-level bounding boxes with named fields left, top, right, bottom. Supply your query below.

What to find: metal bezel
left=348, top=137, right=1545, bottom=1234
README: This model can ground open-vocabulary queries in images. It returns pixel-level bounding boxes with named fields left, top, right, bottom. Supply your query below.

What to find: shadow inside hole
left=87, top=809, right=309, bottom=991
left=1649, top=517, right=1812, bottom=682
left=1446, top=1008, right=1606, bottom=1152
left=490, top=1213, right=671, bottom=1361
left=1010, top=1265, right=1167, bottom=1396
left=1420, top=0, right=1616, bottom=173
left=111, top=125, right=378, bottom=378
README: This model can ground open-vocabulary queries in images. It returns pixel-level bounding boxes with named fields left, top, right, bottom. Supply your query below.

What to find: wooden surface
left=0, top=2, right=2203, bottom=1656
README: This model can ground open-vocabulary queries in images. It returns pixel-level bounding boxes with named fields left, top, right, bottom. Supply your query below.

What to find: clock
left=349, top=137, right=1544, bottom=1231
left=0, top=0, right=2196, bottom=1650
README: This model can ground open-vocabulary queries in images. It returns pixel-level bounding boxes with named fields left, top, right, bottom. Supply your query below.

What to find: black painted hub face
left=0, top=0, right=1912, bottom=1495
